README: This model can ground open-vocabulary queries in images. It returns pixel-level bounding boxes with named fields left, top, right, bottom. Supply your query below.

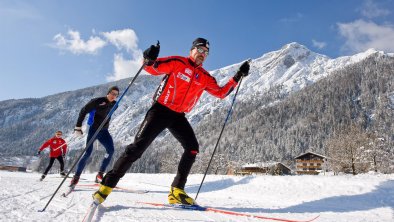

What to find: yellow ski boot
left=168, top=186, right=196, bottom=205
left=92, top=185, right=113, bottom=204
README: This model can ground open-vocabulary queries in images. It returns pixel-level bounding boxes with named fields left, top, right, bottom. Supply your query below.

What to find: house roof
left=242, top=162, right=292, bottom=171
left=242, top=163, right=260, bottom=168
left=277, top=162, right=292, bottom=171
left=295, top=151, right=326, bottom=159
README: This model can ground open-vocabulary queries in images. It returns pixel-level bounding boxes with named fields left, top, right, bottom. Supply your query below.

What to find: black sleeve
left=76, top=98, right=98, bottom=127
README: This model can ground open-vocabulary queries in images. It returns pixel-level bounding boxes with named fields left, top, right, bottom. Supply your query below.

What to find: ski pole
left=195, top=60, right=250, bottom=200
left=53, top=142, right=68, bottom=151
left=39, top=61, right=148, bottom=212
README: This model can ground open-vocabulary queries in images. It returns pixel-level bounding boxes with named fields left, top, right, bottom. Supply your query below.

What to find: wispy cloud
left=53, top=29, right=107, bottom=55
left=312, top=39, right=327, bottom=49
left=279, top=13, right=304, bottom=23
left=52, top=28, right=144, bottom=81
left=359, top=0, right=390, bottom=18
left=337, top=19, right=394, bottom=53
left=0, top=2, right=42, bottom=21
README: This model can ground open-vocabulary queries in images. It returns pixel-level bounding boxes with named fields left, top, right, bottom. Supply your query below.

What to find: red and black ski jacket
left=144, top=56, right=238, bottom=113
left=39, top=137, right=67, bottom=157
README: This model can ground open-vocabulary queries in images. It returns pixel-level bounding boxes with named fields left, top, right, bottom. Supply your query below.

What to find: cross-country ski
left=61, top=184, right=76, bottom=197
left=62, top=183, right=148, bottom=197
left=76, top=183, right=149, bottom=194
left=139, top=202, right=320, bottom=222
left=81, top=200, right=100, bottom=222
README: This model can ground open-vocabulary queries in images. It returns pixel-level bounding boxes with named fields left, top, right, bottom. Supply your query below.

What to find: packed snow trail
left=0, top=171, right=393, bottom=222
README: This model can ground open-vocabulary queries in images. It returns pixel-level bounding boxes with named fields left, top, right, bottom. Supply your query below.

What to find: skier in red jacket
left=37, top=130, right=67, bottom=181
left=92, top=38, right=250, bottom=205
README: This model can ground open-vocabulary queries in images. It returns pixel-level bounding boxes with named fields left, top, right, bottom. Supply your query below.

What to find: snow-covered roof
left=276, top=162, right=292, bottom=171
left=242, top=163, right=260, bottom=168
left=242, top=161, right=291, bottom=170
left=295, top=151, right=326, bottom=159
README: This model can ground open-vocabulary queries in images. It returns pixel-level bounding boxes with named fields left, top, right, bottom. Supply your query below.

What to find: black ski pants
left=43, top=156, right=65, bottom=175
left=102, top=102, right=199, bottom=189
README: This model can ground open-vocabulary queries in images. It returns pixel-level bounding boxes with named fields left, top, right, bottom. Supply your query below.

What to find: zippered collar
left=188, top=57, right=202, bottom=68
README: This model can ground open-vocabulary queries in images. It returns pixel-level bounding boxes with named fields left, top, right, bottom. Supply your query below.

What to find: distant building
left=295, top=152, right=326, bottom=175
left=0, top=165, right=27, bottom=172
left=235, top=162, right=292, bottom=175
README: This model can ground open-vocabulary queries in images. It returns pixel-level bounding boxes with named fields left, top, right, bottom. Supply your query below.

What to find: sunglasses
left=110, top=91, right=119, bottom=97
left=195, top=47, right=209, bottom=56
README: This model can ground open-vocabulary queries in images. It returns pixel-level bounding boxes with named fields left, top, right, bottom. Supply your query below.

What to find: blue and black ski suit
left=75, top=97, right=117, bottom=176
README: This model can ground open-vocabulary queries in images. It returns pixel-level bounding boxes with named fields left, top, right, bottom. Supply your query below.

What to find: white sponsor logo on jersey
left=163, top=86, right=172, bottom=104
left=177, top=73, right=191, bottom=82
left=185, top=68, right=192, bottom=75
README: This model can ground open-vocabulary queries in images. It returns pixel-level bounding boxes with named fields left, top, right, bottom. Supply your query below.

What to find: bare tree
left=326, top=124, right=370, bottom=175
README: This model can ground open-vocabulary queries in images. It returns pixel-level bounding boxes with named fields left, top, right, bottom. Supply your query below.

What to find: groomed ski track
left=0, top=171, right=393, bottom=222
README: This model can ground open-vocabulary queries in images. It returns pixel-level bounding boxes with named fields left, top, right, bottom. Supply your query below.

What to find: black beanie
left=191, top=38, right=210, bottom=51
left=107, top=86, right=119, bottom=95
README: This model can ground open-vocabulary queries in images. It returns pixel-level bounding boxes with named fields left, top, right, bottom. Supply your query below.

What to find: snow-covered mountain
left=190, top=42, right=384, bottom=120
left=0, top=42, right=392, bottom=172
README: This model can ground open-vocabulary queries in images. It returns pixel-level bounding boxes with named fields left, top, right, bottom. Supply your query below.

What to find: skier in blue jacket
left=70, top=86, right=119, bottom=187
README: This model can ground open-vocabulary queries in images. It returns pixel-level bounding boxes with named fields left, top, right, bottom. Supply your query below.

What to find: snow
left=1, top=171, right=393, bottom=222
left=0, top=156, right=33, bottom=167
left=388, top=92, right=394, bottom=109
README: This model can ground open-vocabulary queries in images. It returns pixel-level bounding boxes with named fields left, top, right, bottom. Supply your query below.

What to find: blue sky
left=1, top=0, right=394, bottom=101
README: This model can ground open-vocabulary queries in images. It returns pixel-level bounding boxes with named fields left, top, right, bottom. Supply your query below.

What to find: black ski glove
left=74, top=127, right=83, bottom=137
left=143, top=41, right=160, bottom=66
left=233, top=61, right=250, bottom=82
left=37, top=151, right=41, bottom=156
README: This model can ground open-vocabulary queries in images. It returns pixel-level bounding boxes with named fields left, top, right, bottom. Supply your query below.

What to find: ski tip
left=168, top=203, right=206, bottom=211
left=138, top=201, right=206, bottom=211
left=81, top=203, right=99, bottom=222
left=37, top=209, right=45, bottom=212
left=307, top=214, right=320, bottom=222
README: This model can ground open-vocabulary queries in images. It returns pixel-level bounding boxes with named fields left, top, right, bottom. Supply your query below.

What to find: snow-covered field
left=0, top=171, right=393, bottom=222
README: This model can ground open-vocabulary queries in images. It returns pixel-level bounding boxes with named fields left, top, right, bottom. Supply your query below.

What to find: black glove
left=143, top=41, right=160, bottom=66
left=37, top=151, right=41, bottom=156
left=74, top=127, right=83, bottom=136
left=233, top=61, right=250, bottom=82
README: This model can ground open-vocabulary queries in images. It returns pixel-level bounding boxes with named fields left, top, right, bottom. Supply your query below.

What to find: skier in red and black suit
left=93, top=38, right=250, bottom=205
left=38, top=130, right=67, bottom=181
